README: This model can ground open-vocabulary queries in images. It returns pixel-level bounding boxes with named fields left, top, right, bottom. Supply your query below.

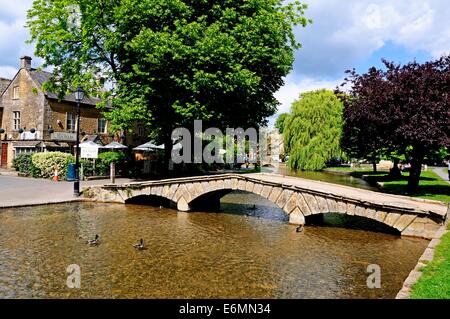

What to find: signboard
left=81, top=147, right=98, bottom=159
left=51, top=132, right=77, bottom=141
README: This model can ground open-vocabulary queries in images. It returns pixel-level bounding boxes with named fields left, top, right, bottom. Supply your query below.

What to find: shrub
left=96, top=151, right=128, bottom=176
left=80, top=159, right=94, bottom=177
left=31, top=152, right=74, bottom=179
left=12, top=153, right=38, bottom=177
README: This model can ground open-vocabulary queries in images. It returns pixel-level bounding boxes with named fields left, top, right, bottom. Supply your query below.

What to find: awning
left=12, top=141, right=42, bottom=148
left=41, top=141, right=70, bottom=148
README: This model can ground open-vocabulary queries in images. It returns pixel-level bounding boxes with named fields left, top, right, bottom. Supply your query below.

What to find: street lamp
left=73, top=86, right=84, bottom=196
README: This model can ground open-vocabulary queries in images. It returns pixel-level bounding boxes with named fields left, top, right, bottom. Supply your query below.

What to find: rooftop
left=29, top=69, right=102, bottom=106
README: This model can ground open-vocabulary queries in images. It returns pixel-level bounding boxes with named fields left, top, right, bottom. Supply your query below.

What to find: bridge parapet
left=83, top=173, right=448, bottom=239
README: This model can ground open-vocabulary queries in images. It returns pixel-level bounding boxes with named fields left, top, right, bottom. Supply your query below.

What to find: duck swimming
left=247, top=204, right=257, bottom=210
left=87, top=234, right=100, bottom=246
left=133, top=238, right=145, bottom=250
left=296, top=225, right=304, bottom=233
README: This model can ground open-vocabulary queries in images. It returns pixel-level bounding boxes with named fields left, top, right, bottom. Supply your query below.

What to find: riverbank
left=396, top=224, right=450, bottom=299
left=409, top=225, right=450, bottom=298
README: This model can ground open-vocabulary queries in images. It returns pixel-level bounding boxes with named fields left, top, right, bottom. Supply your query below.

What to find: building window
left=66, top=113, right=76, bottom=132
left=138, top=125, right=145, bottom=137
left=13, top=111, right=20, bottom=131
left=13, top=86, right=19, bottom=99
left=14, top=147, right=37, bottom=158
left=98, top=118, right=107, bottom=134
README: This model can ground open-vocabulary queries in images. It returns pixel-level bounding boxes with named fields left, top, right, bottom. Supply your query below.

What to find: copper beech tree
left=339, top=56, right=450, bottom=193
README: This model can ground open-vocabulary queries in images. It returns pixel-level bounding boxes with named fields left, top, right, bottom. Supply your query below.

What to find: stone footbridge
left=84, top=173, right=449, bottom=239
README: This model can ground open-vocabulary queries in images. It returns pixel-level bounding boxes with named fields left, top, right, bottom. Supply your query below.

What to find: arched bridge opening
left=305, top=213, right=401, bottom=236
left=125, top=195, right=176, bottom=209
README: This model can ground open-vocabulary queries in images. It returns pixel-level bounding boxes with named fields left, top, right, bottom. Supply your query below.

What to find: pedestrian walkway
left=0, top=175, right=138, bottom=208
left=433, top=167, right=450, bottom=184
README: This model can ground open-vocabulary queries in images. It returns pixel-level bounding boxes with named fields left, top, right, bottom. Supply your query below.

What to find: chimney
left=20, top=56, right=32, bottom=70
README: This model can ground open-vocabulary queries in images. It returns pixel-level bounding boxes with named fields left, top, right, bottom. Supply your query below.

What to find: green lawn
left=410, top=227, right=450, bottom=299
left=379, top=171, right=450, bottom=204
left=338, top=169, right=450, bottom=204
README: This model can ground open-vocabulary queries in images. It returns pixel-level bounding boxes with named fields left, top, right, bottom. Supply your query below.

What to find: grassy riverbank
left=410, top=228, right=450, bottom=299
left=380, top=171, right=450, bottom=204
left=326, top=167, right=450, bottom=203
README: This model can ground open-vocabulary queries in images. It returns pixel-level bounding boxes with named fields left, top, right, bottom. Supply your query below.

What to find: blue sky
left=1, top=0, right=449, bottom=121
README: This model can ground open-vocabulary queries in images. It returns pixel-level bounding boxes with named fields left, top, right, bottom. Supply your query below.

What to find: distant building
left=0, top=77, right=12, bottom=128
left=268, top=128, right=284, bottom=163
left=0, top=56, right=117, bottom=167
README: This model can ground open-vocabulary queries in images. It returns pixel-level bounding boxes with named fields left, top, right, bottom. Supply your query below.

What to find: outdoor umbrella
left=74, top=141, right=104, bottom=149
left=103, top=141, right=128, bottom=150
left=133, top=141, right=164, bottom=151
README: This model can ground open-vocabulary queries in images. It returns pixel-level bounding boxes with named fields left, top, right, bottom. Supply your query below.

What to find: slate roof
left=0, top=77, right=11, bottom=96
left=29, top=69, right=102, bottom=106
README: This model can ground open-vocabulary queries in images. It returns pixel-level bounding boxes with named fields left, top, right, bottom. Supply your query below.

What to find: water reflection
left=0, top=193, right=427, bottom=299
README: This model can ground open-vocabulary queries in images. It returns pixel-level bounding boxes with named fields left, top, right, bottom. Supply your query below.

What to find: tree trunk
left=389, top=157, right=401, bottom=178
left=407, top=154, right=424, bottom=193
left=372, top=159, right=377, bottom=173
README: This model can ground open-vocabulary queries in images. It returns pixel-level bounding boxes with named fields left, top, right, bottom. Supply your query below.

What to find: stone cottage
left=0, top=56, right=113, bottom=167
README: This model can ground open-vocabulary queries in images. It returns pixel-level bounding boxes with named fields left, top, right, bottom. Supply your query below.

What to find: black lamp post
left=73, top=86, right=84, bottom=196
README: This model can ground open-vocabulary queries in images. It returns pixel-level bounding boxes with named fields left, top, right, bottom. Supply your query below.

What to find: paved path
left=432, top=167, right=450, bottom=184
left=0, top=175, right=138, bottom=208
left=247, top=173, right=447, bottom=215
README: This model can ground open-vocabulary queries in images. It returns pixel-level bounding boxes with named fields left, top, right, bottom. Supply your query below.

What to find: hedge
left=12, top=153, right=38, bottom=177
left=31, top=152, right=75, bottom=179
left=13, top=151, right=131, bottom=179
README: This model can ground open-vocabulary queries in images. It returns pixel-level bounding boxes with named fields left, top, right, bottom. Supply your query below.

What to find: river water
left=0, top=189, right=428, bottom=298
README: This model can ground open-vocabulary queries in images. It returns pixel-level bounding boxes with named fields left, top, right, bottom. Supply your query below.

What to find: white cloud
left=0, top=0, right=35, bottom=78
left=275, top=76, right=343, bottom=115
left=292, top=0, right=450, bottom=79
left=0, top=66, right=17, bottom=79
left=273, top=0, right=450, bottom=121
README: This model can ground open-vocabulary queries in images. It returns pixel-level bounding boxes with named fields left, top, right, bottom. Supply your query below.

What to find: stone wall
left=0, top=69, right=46, bottom=136
left=44, top=100, right=108, bottom=139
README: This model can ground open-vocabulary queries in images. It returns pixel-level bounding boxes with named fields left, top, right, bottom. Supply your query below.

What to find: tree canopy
left=339, top=56, right=450, bottom=192
left=275, top=113, right=288, bottom=134
left=27, top=0, right=311, bottom=171
left=284, top=89, right=344, bottom=171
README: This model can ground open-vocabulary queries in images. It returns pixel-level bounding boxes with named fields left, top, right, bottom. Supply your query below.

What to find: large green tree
left=284, top=89, right=344, bottom=171
left=27, top=0, right=310, bottom=171
left=274, top=113, right=288, bottom=134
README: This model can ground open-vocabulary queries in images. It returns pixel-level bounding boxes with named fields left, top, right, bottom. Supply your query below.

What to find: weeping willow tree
left=284, top=89, right=344, bottom=171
